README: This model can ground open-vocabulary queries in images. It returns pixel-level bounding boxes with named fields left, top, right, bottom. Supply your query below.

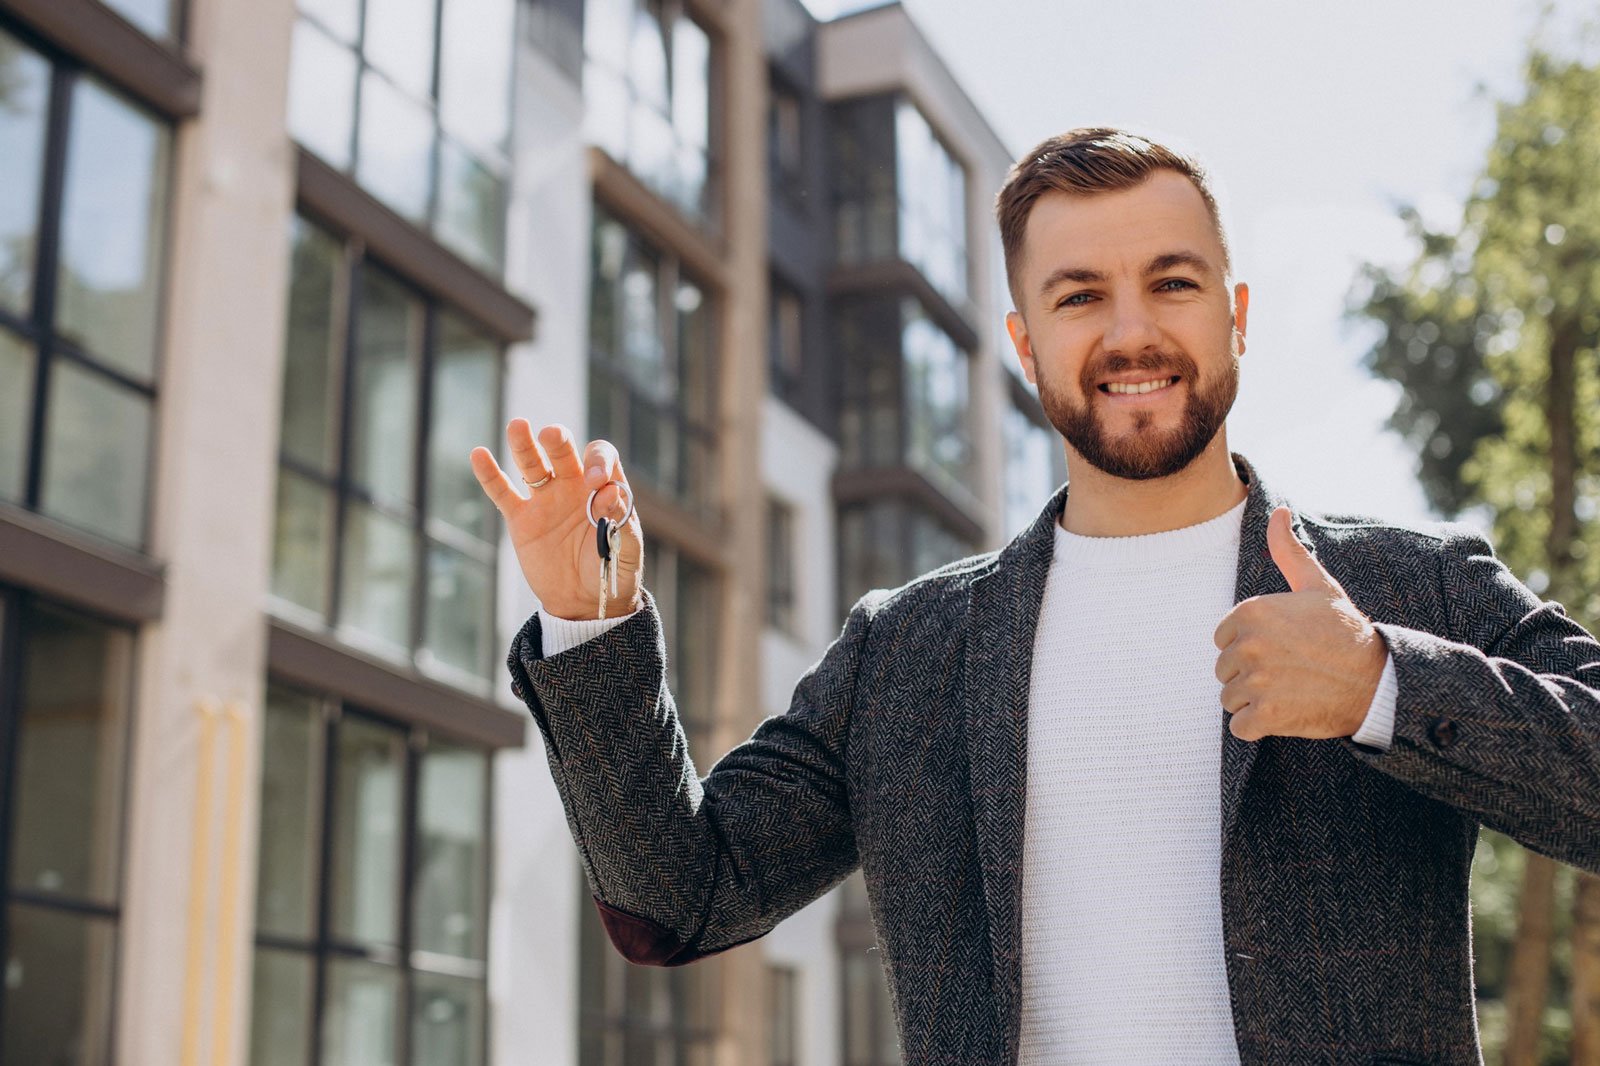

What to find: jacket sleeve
left=508, top=585, right=878, bottom=965
left=1340, top=528, right=1600, bottom=873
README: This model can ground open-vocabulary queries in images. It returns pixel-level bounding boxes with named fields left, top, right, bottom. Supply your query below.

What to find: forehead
left=1020, top=170, right=1224, bottom=281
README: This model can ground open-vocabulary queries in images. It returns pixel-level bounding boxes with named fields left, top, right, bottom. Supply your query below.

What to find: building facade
left=0, top=0, right=1063, bottom=1064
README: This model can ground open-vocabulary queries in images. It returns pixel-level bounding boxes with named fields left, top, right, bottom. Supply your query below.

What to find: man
left=470, top=129, right=1600, bottom=1065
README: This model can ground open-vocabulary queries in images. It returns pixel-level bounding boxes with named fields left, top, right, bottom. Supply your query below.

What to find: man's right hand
left=470, top=420, right=644, bottom=621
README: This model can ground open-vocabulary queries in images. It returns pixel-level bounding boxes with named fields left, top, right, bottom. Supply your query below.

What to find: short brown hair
left=995, top=128, right=1230, bottom=304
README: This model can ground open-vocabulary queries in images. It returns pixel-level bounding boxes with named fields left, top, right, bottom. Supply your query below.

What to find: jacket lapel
left=962, top=450, right=1295, bottom=1063
left=963, top=478, right=1063, bottom=1064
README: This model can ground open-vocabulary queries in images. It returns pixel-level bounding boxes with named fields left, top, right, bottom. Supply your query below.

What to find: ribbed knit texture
left=1018, top=497, right=1248, bottom=1065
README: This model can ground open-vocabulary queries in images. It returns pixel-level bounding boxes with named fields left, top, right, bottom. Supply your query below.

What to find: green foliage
left=1352, top=27, right=1600, bottom=1066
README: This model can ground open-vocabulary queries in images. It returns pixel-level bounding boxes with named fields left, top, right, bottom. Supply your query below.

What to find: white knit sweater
left=1016, top=498, right=1394, bottom=1064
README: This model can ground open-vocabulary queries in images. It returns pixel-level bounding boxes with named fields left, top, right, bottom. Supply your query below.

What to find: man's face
left=1005, top=170, right=1249, bottom=481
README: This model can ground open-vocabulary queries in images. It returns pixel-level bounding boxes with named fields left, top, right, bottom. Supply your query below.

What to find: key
left=596, top=516, right=612, bottom=620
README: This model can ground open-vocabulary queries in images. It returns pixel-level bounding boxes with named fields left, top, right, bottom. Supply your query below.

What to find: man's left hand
left=1212, top=506, right=1388, bottom=742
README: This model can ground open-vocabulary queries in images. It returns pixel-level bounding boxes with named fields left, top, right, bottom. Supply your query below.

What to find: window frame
left=0, top=20, right=177, bottom=556
left=269, top=210, right=507, bottom=695
left=0, top=587, right=139, bottom=1060
left=250, top=680, right=495, bottom=1066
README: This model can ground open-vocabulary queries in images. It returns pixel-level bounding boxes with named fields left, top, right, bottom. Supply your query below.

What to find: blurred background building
left=0, top=0, right=1064, bottom=1063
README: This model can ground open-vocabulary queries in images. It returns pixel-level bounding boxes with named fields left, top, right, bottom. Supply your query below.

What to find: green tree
left=1351, top=39, right=1600, bottom=1066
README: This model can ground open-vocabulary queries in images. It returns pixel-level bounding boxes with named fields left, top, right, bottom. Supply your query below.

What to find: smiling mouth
left=1098, top=375, right=1181, bottom=396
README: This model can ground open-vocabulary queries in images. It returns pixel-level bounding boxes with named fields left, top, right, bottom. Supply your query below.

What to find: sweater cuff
left=537, top=608, right=638, bottom=657
left=1350, top=649, right=1398, bottom=751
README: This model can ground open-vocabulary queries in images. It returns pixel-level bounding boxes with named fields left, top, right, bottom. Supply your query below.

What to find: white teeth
left=1105, top=377, right=1176, bottom=395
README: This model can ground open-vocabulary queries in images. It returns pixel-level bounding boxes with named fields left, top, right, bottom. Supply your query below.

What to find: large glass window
left=286, top=0, right=515, bottom=273
left=0, top=27, right=172, bottom=550
left=249, top=682, right=491, bottom=1066
left=838, top=500, right=972, bottom=614
left=765, top=496, right=797, bottom=636
left=836, top=296, right=974, bottom=510
left=832, top=95, right=969, bottom=307
left=838, top=873, right=899, bottom=1066
left=269, top=215, right=504, bottom=689
left=585, top=0, right=714, bottom=225
left=894, top=100, right=967, bottom=304
left=1003, top=402, right=1065, bottom=540
left=587, top=204, right=718, bottom=519
left=0, top=595, right=136, bottom=1066
left=768, top=274, right=804, bottom=408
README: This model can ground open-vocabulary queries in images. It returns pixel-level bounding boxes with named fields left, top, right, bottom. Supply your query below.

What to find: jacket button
left=1428, top=717, right=1458, bottom=748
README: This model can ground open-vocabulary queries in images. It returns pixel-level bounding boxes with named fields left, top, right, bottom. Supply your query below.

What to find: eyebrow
left=1037, top=251, right=1214, bottom=299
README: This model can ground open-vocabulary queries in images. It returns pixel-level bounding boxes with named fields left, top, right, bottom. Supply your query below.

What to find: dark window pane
left=412, top=971, right=486, bottom=1066
left=0, top=29, right=50, bottom=318
left=39, top=360, right=153, bottom=547
left=280, top=218, right=345, bottom=474
left=765, top=498, right=795, bottom=634
left=329, top=717, right=406, bottom=947
left=287, top=19, right=358, bottom=168
left=895, top=100, right=967, bottom=304
left=349, top=268, right=419, bottom=506
left=10, top=602, right=133, bottom=903
left=423, top=542, right=491, bottom=680
left=3, top=904, right=117, bottom=1066
left=427, top=313, right=497, bottom=540
left=270, top=468, right=334, bottom=619
left=0, top=329, right=35, bottom=503
left=356, top=70, right=434, bottom=224
left=249, top=947, right=315, bottom=1066
left=676, top=279, right=711, bottom=424
left=901, top=300, right=970, bottom=501
left=339, top=500, right=415, bottom=658
left=54, top=77, right=170, bottom=383
left=414, top=742, right=488, bottom=959
left=435, top=139, right=507, bottom=274
left=321, top=957, right=401, bottom=1066
left=255, top=686, right=324, bottom=940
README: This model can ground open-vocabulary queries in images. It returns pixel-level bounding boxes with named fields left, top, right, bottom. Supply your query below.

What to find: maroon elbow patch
left=592, top=897, right=717, bottom=967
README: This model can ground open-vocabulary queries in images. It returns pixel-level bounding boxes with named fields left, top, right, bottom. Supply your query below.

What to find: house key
left=586, top=481, right=636, bottom=620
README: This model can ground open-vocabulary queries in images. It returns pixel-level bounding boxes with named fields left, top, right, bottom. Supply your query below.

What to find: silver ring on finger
left=523, top=473, right=552, bottom=490
left=586, top=480, right=636, bottom=528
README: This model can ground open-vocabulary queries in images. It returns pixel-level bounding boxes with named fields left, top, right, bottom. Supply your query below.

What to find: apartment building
left=0, top=0, right=1063, bottom=1063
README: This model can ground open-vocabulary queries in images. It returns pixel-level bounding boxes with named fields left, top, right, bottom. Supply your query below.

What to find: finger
left=469, top=446, right=523, bottom=514
left=1266, top=506, right=1343, bottom=596
left=582, top=439, right=621, bottom=490
left=1219, top=676, right=1253, bottom=715
left=1213, top=648, right=1243, bottom=686
left=1214, top=604, right=1245, bottom=651
left=1228, top=707, right=1262, bottom=742
left=535, top=423, right=585, bottom=480
left=507, top=418, right=554, bottom=487
left=592, top=456, right=636, bottom=527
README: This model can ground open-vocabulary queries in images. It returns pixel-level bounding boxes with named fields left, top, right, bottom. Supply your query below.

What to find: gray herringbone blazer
left=508, top=451, right=1600, bottom=1065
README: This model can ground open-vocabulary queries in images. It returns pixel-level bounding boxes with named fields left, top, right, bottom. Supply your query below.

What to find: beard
left=1036, top=343, right=1239, bottom=481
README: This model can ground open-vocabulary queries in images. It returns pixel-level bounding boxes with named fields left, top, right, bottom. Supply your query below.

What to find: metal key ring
left=586, top=480, right=636, bottom=528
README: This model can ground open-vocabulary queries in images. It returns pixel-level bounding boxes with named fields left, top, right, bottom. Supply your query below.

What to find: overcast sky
left=802, top=0, right=1591, bottom=531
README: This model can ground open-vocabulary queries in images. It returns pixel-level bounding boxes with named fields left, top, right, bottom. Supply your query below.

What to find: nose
left=1101, top=294, right=1162, bottom=356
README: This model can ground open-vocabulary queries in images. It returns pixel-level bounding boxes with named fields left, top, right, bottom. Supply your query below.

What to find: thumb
left=1266, top=506, right=1340, bottom=595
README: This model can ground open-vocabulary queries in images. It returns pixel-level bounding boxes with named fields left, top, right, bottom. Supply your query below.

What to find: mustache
left=1081, top=351, right=1199, bottom=389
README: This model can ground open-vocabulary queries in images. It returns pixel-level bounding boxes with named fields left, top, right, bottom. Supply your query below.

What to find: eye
left=1056, top=291, right=1094, bottom=308
left=1157, top=278, right=1198, bottom=292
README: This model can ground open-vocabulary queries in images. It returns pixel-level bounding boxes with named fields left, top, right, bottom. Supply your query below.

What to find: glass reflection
left=364, top=0, right=437, bottom=100
left=255, top=686, right=324, bottom=940
left=414, top=743, right=487, bottom=959
left=349, top=268, right=419, bottom=506
left=0, top=330, right=34, bottom=503
left=3, top=905, right=117, bottom=1066
left=288, top=19, right=358, bottom=169
left=413, top=972, right=486, bottom=1066
left=103, top=0, right=175, bottom=40
left=329, top=717, right=405, bottom=947
left=271, top=468, right=333, bottom=619
left=423, top=542, right=491, bottom=679
left=0, top=30, right=49, bottom=318
left=249, top=948, right=315, bottom=1066
left=279, top=217, right=344, bottom=474
left=356, top=70, right=434, bottom=224
left=322, top=957, right=401, bottom=1066
left=10, top=602, right=133, bottom=904
left=339, top=501, right=415, bottom=657
left=54, top=77, right=171, bottom=383
left=39, top=359, right=152, bottom=547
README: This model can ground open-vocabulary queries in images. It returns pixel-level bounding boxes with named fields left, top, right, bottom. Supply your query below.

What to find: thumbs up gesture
left=1212, top=506, right=1388, bottom=742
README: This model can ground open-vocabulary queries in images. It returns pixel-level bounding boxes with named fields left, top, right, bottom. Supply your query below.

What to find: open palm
left=469, top=419, right=644, bottom=621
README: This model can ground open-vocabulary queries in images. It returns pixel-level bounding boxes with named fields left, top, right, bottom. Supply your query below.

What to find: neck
left=1057, top=430, right=1248, bottom=537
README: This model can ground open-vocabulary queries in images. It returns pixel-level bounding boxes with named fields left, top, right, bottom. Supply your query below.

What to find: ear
left=1231, top=281, right=1250, bottom=356
left=1006, top=310, right=1037, bottom=385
